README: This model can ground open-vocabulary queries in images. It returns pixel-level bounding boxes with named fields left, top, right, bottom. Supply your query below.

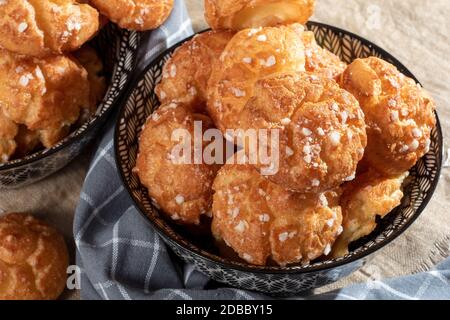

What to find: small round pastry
left=0, top=108, right=18, bottom=164
left=134, top=102, right=222, bottom=225
left=340, top=57, right=436, bottom=176
left=332, top=170, right=408, bottom=258
left=212, top=163, right=343, bottom=266
left=156, top=30, right=234, bottom=110
left=90, top=0, right=174, bottom=31
left=0, top=213, right=69, bottom=300
left=302, top=31, right=346, bottom=80
left=0, top=0, right=100, bottom=57
left=205, top=0, right=315, bottom=31
left=239, top=72, right=367, bottom=193
left=73, top=45, right=107, bottom=113
left=207, top=24, right=306, bottom=132
left=0, top=49, right=90, bottom=148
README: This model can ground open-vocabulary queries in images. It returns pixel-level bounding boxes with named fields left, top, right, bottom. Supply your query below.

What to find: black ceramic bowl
left=115, top=22, right=443, bottom=295
left=0, top=24, right=140, bottom=189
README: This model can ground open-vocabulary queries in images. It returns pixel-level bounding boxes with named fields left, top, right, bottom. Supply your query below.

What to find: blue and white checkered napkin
left=74, top=0, right=450, bottom=300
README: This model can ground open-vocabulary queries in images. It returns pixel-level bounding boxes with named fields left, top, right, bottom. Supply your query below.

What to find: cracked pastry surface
left=212, top=163, right=343, bottom=266
left=0, top=0, right=100, bottom=57
left=340, top=57, right=436, bottom=176
left=0, top=49, right=90, bottom=148
left=135, top=102, right=222, bottom=225
left=207, top=24, right=306, bottom=132
left=90, top=0, right=174, bottom=31
left=0, top=213, right=69, bottom=300
left=302, top=31, right=346, bottom=80
left=239, top=72, right=367, bottom=193
left=332, top=170, right=408, bottom=258
left=205, top=0, right=315, bottom=31
left=156, top=30, right=234, bottom=111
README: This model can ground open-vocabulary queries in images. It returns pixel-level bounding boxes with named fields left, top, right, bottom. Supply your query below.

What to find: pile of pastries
left=0, top=0, right=175, bottom=164
left=136, top=0, right=437, bottom=266
left=0, top=0, right=176, bottom=301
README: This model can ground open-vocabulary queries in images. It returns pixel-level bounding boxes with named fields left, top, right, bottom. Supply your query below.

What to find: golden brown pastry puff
left=212, top=163, right=343, bottom=266
left=0, top=108, right=18, bottom=164
left=302, top=31, right=346, bottom=80
left=90, top=0, right=174, bottom=31
left=155, top=30, right=234, bottom=110
left=0, top=213, right=69, bottom=300
left=340, top=57, right=436, bottom=176
left=0, top=0, right=100, bottom=57
left=0, top=49, right=90, bottom=148
left=332, top=170, right=408, bottom=258
left=134, top=102, right=222, bottom=225
left=207, top=24, right=306, bottom=132
left=73, top=45, right=107, bottom=113
left=239, top=72, right=367, bottom=194
left=204, top=0, right=315, bottom=31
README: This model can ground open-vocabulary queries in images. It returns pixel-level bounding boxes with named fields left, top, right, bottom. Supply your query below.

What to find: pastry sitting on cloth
left=0, top=49, right=91, bottom=149
left=340, top=57, right=436, bottom=177
left=332, top=170, right=408, bottom=258
left=134, top=102, right=222, bottom=226
left=0, top=213, right=69, bottom=300
left=239, top=72, right=367, bottom=194
left=205, top=0, right=316, bottom=31
left=89, top=0, right=174, bottom=31
left=0, top=0, right=100, bottom=57
left=212, top=162, right=343, bottom=266
left=207, top=24, right=306, bottom=132
left=156, top=30, right=235, bottom=110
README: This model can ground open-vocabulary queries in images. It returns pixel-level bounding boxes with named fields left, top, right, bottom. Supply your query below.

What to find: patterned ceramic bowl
left=0, top=24, right=140, bottom=189
left=115, top=22, right=443, bottom=295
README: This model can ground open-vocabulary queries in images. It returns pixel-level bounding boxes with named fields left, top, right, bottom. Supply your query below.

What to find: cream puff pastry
left=205, top=0, right=315, bottom=31
left=239, top=72, right=367, bottom=194
left=340, top=57, right=436, bottom=176
left=212, top=162, right=343, bottom=266
left=0, top=0, right=100, bottom=57
left=135, top=102, right=222, bottom=225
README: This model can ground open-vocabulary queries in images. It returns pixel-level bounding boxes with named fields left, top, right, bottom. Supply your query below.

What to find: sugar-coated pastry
left=0, top=49, right=90, bottom=148
left=0, top=0, right=100, bottom=57
left=205, top=0, right=315, bottom=31
left=302, top=31, right=346, bottom=79
left=340, top=57, right=436, bottom=176
left=239, top=72, right=367, bottom=193
left=332, top=170, right=408, bottom=258
left=0, top=108, right=18, bottom=164
left=73, top=45, right=107, bottom=113
left=135, top=102, right=222, bottom=225
left=212, top=163, right=343, bottom=266
left=0, top=213, right=69, bottom=300
left=156, top=30, right=234, bottom=110
left=90, top=0, right=174, bottom=31
left=207, top=24, right=306, bottom=132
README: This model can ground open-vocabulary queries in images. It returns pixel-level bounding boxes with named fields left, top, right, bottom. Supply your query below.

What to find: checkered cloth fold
left=74, top=0, right=450, bottom=300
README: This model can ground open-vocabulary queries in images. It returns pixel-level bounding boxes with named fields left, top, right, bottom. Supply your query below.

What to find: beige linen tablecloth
left=1, top=0, right=448, bottom=299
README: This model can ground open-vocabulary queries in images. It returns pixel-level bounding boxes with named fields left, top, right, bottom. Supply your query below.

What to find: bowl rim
left=114, top=21, right=443, bottom=275
left=0, top=25, right=137, bottom=172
